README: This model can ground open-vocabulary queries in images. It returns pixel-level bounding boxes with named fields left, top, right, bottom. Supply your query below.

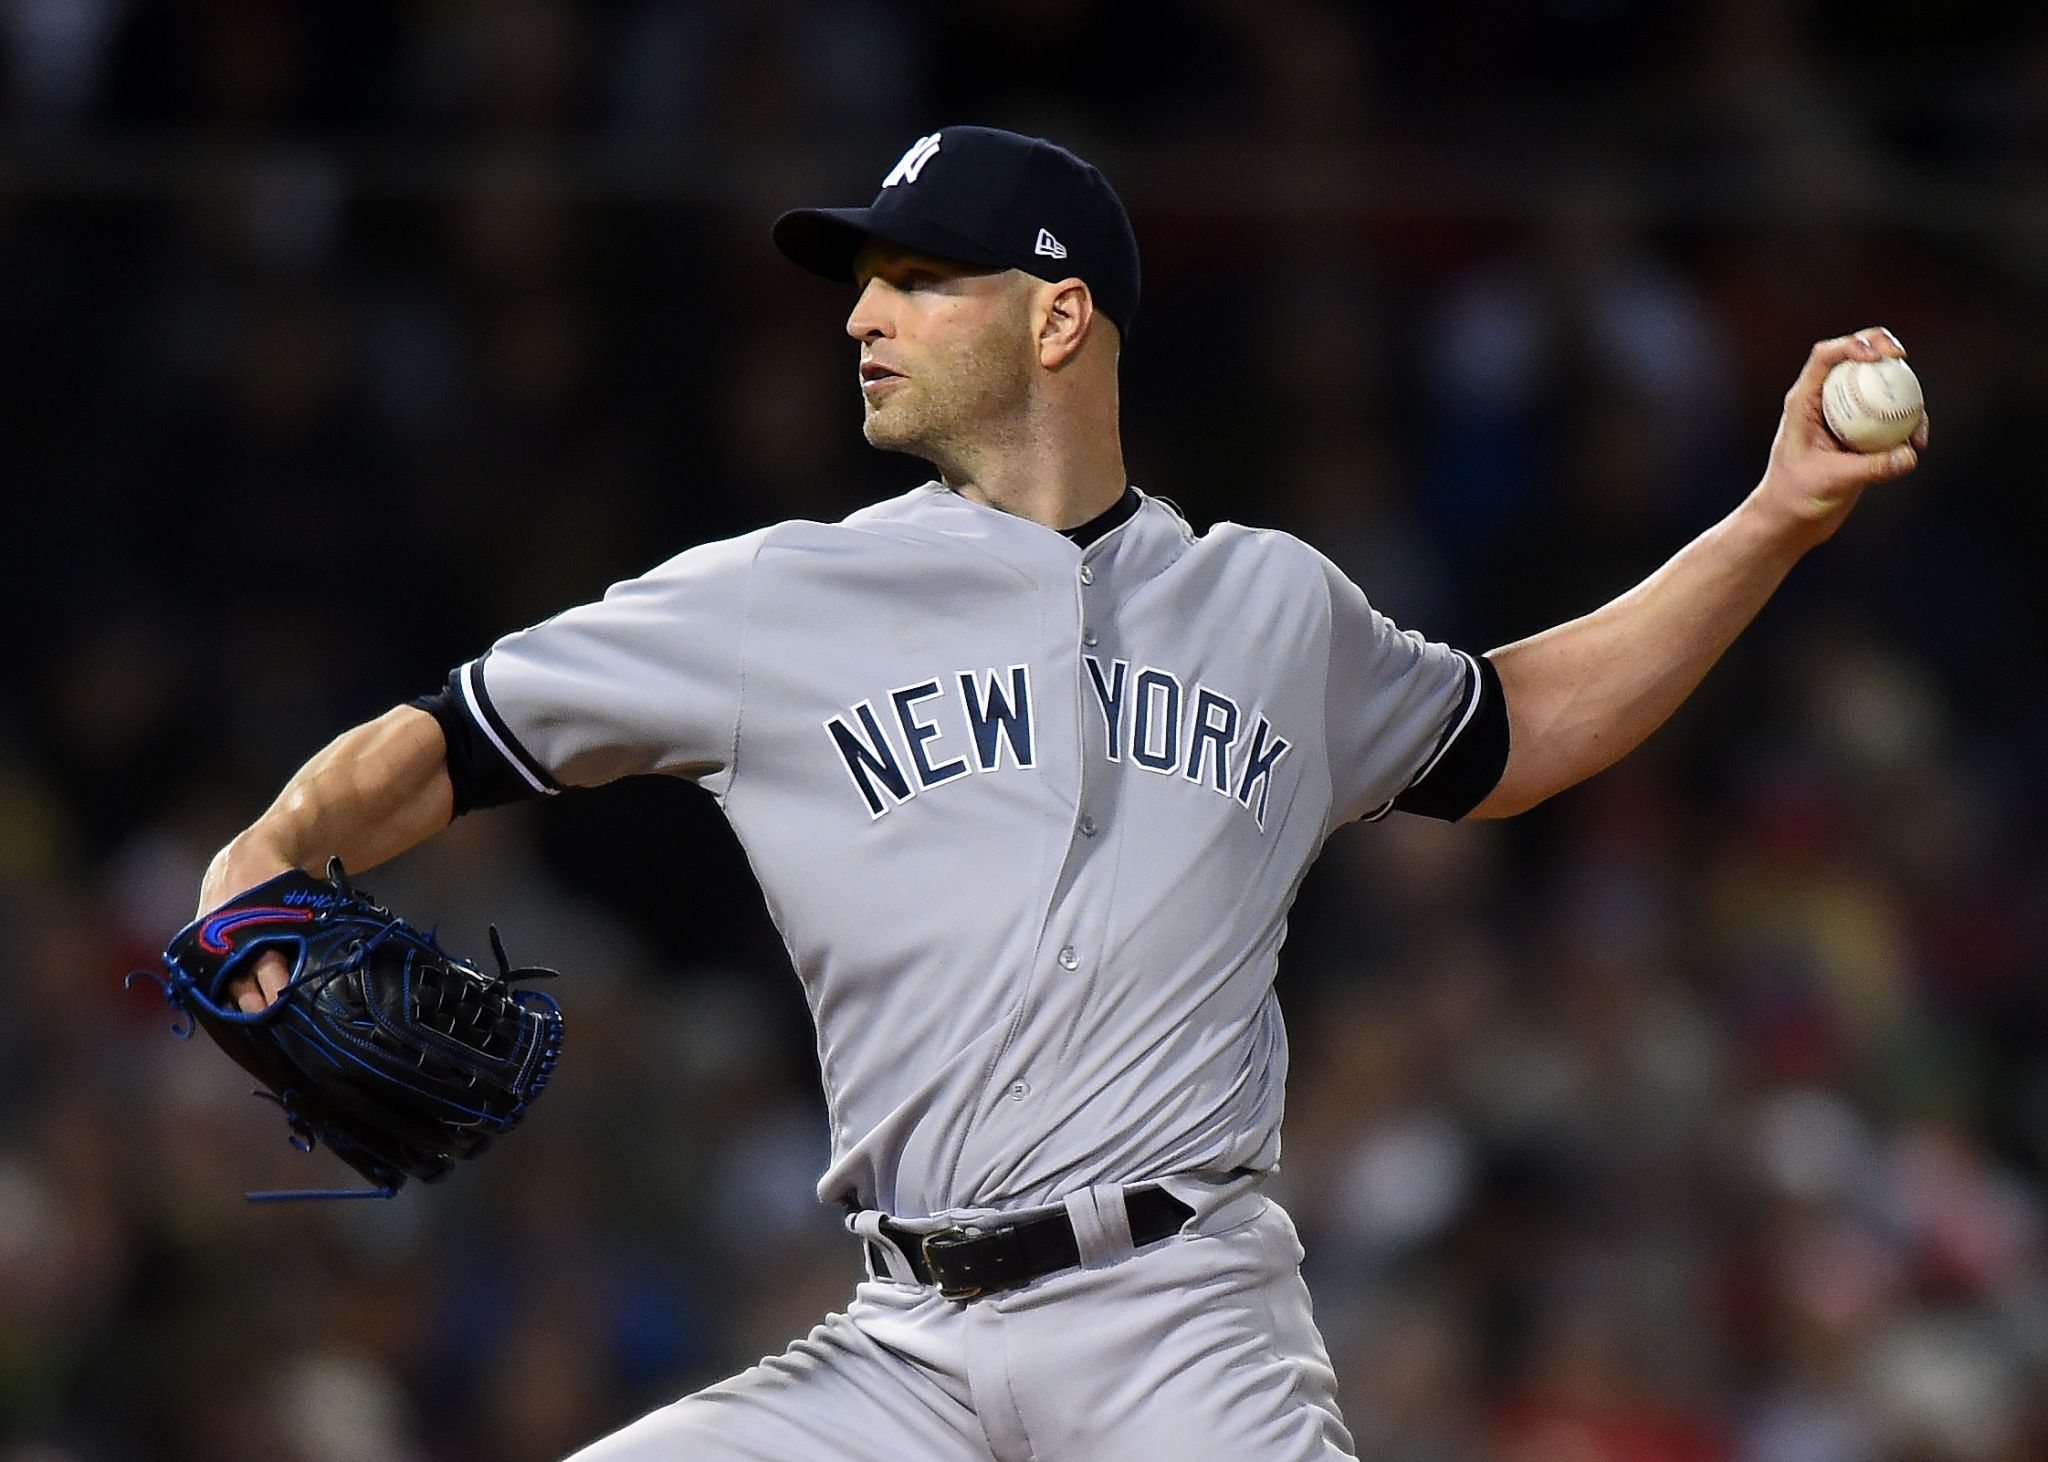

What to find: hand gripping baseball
left=128, top=859, right=565, bottom=1201
left=1756, top=326, right=1931, bottom=551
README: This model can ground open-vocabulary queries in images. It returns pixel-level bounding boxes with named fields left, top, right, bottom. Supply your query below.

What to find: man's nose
left=846, top=279, right=893, bottom=342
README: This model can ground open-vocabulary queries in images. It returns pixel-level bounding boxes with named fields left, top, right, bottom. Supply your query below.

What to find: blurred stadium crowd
left=4, top=2, right=2048, bottom=1460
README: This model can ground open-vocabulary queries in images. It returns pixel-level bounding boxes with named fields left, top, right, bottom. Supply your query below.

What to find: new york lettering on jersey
left=1081, top=656, right=1291, bottom=828
left=824, top=658, right=1293, bottom=827
left=824, top=666, right=1036, bottom=818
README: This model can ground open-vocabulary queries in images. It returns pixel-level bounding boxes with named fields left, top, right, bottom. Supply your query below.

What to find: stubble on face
left=859, top=271, right=1038, bottom=477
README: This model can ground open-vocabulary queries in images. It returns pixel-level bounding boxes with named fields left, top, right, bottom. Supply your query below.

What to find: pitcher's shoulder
left=696, top=486, right=953, bottom=563
left=836, top=482, right=953, bottom=530
left=1185, top=518, right=1329, bottom=575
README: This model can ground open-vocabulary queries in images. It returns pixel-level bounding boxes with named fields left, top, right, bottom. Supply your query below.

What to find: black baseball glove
left=130, top=859, right=564, bottom=1201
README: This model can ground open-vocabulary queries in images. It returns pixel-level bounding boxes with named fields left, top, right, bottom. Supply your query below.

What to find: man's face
left=846, top=240, right=1037, bottom=465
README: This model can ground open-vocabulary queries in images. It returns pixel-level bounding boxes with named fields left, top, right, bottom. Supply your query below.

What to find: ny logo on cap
left=882, top=133, right=942, bottom=188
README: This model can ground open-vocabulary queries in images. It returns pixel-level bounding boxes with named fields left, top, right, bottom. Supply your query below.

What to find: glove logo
left=198, top=905, right=316, bottom=956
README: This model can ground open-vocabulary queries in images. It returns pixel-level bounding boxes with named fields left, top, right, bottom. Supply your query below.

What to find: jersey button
left=1057, top=946, right=1080, bottom=971
left=1079, top=815, right=1098, bottom=837
left=1008, top=1080, right=1031, bottom=1100
left=1078, top=565, right=1095, bottom=586
left=1082, top=629, right=1099, bottom=647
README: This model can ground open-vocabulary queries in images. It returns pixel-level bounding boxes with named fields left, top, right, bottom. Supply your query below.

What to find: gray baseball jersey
left=442, top=484, right=1489, bottom=1222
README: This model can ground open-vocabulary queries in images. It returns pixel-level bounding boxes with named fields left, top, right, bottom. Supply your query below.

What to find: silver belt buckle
left=920, top=1227, right=981, bottom=1300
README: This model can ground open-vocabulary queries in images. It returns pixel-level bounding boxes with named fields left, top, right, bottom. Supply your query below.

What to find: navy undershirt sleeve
left=1389, top=652, right=1510, bottom=821
left=407, top=669, right=548, bottom=816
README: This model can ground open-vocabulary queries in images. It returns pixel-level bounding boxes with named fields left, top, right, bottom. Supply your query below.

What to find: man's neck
left=937, top=410, right=1127, bottom=532
left=947, top=471, right=1127, bottom=533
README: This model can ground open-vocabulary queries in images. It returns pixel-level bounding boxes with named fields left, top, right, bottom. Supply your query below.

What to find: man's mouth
left=859, top=360, right=906, bottom=395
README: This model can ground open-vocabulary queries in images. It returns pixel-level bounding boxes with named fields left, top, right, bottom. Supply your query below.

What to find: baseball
left=1821, top=356, right=1925, bottom=453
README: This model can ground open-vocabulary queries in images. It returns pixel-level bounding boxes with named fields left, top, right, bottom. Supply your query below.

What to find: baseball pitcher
left=191, top=126, right=1926, bottom=1459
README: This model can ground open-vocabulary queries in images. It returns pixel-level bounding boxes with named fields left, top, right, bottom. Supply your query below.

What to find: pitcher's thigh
left=1009, top=1202, right=1356, bottom=1462
left=565, top=1304, right=989, bottom=1462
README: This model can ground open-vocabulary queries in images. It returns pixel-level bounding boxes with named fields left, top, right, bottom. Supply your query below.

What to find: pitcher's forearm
left=200, top=706, right=454, bottom=911
left=1467, top=328, right=1925, bottom=821
left=1474, top=498, right=1803, bottom=817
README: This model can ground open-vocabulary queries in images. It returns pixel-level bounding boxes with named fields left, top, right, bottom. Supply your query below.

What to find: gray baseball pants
left=566, top=1195, right=1355, bottom=1461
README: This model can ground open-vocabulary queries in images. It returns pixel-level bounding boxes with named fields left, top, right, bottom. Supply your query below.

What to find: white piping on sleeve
left=459, top=659, right=557, bottom=796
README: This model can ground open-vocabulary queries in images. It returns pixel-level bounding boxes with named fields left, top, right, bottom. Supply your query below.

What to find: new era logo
left=1034, top=228, right=1068, bottom=260
left=883, top=133, right=942, bottom=187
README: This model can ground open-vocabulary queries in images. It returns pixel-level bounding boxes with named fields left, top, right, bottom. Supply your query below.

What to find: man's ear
left=1038, top=279, right=1095, bottom=368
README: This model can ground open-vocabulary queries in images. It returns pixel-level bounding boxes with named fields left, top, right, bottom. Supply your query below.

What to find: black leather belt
left=870, top=1186, right=1194, bottom=1301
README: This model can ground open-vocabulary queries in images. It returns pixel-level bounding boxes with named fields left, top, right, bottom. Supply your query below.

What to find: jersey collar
left=1059, top=487, right=1140, bottom=549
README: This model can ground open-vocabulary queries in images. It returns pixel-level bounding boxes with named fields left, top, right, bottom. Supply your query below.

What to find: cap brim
left=772, top=206, right=1015, bottom=283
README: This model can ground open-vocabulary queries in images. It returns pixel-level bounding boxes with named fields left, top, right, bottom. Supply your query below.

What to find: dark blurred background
left=5, top=2, right=2048, bottom=1459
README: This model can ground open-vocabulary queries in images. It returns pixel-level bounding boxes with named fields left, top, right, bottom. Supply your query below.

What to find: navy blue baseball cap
left=774, top=125, right=1140, bottom=336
